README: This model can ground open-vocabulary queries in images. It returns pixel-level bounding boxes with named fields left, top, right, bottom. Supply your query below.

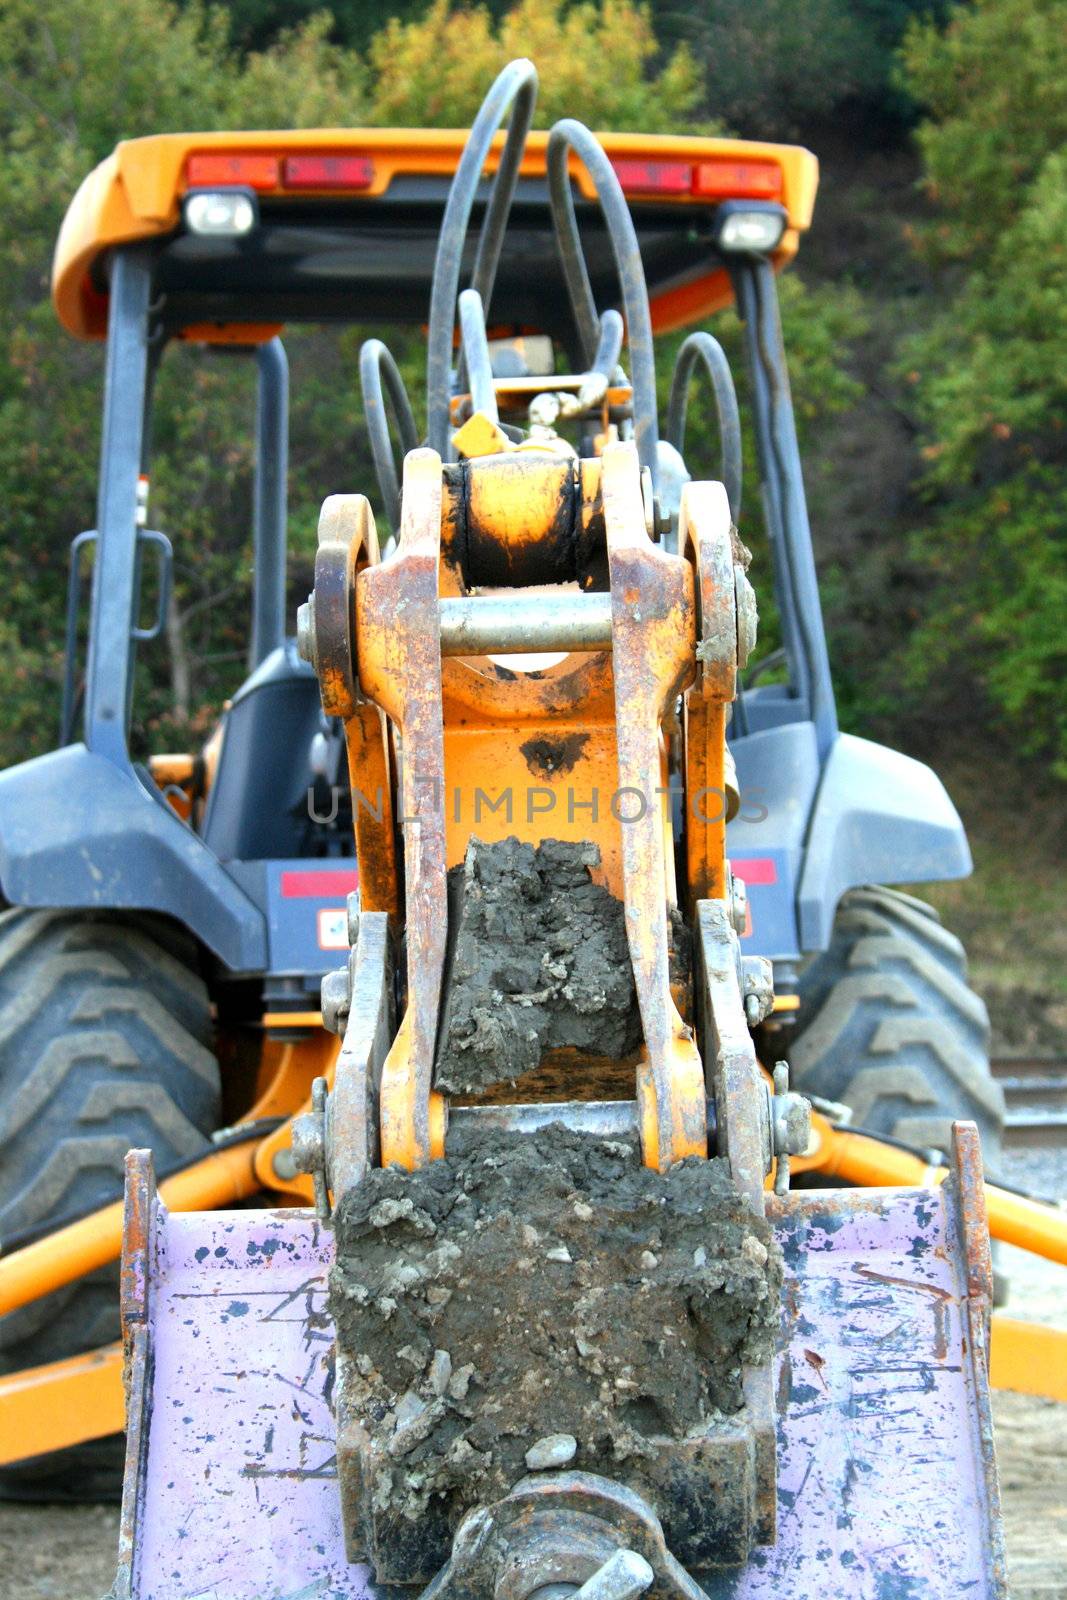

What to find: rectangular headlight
left=714, top=202, right=787, bottom=255
left=183, top=188, right=258, bottom=238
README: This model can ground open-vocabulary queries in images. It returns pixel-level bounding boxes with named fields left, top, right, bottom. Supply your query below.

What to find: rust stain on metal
left=311, top=494, right=398, bottom=918
left=853, top=1266, right=953, bottom=1301
left=802, top=1348, right=828, bottom=1391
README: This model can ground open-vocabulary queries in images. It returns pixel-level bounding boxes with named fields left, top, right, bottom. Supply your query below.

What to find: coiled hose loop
left=546, top=118, right=659, bottom=484
left=426, top=58, right=538, bottom=458
left=359, top=338, right=419, bottom=531
left=667, top=331, right=743, bottom=522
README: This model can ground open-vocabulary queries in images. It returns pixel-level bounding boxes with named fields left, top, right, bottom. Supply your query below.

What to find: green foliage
left=901, top=0, right=1067, bottom=256
left=366, top=0, right=702, bottom=131
left=898, top=0, right=1067, bottom=773
left=0, top=0, right=372, bottom=759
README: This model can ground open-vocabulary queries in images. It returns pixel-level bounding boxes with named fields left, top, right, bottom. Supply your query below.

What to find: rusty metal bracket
left=296, top=911, right=394, bottom=1215
left=356, top=451, right=449, bottom=1169
left=680, top=479, right=743, bottom=908
left=696, top=898, right=772, bottom=1212
left=329, top=913, right=394, bottom=1201
left=302, top=494, right=399, bottom=917
left=602, top=442, right=705, bottom=1172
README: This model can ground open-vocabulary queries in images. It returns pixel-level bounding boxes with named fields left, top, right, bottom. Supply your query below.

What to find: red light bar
left=692, top=159, right=783, bottom=202
left=611, top=158, right=692, bottom=197
left=283, top=154, right=375, bottom=191
left=186, top=153, right=279, bottom=192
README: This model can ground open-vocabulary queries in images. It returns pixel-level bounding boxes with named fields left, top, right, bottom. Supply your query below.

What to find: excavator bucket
left=113, top=1122, right=1004, bottom=1600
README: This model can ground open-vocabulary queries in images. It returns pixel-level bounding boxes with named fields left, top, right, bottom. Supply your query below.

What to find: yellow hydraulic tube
left=990, top=1316, right=1067, bottom=1402
left=0, top=1342, right=124, bottom=1466
left=1, top=1288, right=1063, bottom=1473
left=796, top=1110, right=1067, bottom=1267
left=0, top=1139, right=260, bottom=1320
left=1, top=1105, right=1063, bottom=1322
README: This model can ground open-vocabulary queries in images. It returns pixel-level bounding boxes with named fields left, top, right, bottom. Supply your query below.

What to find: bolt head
left=734, top=566, right=758, bottom=668
left=773, top=1091, right=812, bottom=1156
left=296, top=595, right=317, bottom=668
left=321, top=965, right=351, bottom=1035
left=290, top=1109, right=325, bottom=1175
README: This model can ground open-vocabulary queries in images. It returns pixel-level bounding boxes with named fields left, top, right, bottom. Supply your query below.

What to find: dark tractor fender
left=796, top=733, right=971, bottom=953
left=0, top=744, right=266, bottom=973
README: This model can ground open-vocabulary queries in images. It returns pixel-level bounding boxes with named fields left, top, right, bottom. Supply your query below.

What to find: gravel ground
left=2, top=1246, right=1062, bottom=1600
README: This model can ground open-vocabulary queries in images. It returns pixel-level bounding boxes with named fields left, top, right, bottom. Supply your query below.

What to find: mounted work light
left=713, top=200, right=788, bottom=255
left=182, top=188, right=259, bottom=238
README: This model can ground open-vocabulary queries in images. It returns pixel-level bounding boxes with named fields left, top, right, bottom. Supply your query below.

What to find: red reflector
left=611, top=158, right=692, bottom=196
left=281, top=869, right=359, bottom=899
left=283, top=154, right=375, bottom=191
left=730, top=857, right=778, bottom=886
left=692, top=160, right=783, bottom=201
left=186, top=153, right=279, bottom=191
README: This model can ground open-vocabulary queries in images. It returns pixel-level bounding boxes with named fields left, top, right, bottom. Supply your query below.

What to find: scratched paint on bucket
left=125, top=1184, right=1003, bottom=1600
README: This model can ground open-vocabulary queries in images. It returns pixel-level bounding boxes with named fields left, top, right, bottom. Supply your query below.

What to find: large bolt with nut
left=289, top=1076, right=332, bottom=1222
left=771, top=1060, right=811, bottom=1197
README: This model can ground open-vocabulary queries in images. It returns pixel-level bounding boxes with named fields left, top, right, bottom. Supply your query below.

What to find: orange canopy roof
left=52, top=127, right=818, bottom=342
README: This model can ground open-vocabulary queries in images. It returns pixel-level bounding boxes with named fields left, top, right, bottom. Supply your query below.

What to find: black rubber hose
left=426, top=58, right=538, bottom=458
left=667, top=331, right=743, bottom=523
left=592, top=308, right=624, bottom=386
left=458, top=289, right=498, bottom=421
left=546, top=119, right=659, bottom=482
left=359, top=338, right=419, bottom=531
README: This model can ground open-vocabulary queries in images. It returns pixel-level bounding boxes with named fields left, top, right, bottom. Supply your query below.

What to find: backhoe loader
left=0, top=55, right=1063, bottom=1600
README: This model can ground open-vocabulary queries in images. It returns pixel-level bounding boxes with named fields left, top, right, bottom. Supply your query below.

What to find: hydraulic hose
left=426, top=58, right=538, bottom=458
left=359, top=338, right=419, bottom=531
left=667, top=331, right=743, bottom=523
left=546, top=119, right=659, bottom=484
left=590, top=307, right=625, bottom=392
left=457, top=289, right=499, bottom=421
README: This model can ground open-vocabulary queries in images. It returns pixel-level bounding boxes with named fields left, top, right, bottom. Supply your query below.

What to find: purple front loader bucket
left=110, top=1124, right=1006, bottom=1600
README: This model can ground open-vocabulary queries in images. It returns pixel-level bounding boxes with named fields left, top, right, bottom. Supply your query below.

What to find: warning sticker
left=317, top=908, right=348, bottom=950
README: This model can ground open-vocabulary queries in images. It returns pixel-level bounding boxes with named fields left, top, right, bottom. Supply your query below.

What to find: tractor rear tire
left=790, top=886, right=1004, bottom=1173
left=0, top=910, right=219, bottom=1500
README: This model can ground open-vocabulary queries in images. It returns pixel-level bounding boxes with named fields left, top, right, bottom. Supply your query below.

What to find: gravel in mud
left=329, top=1126, right=781, bottom=1532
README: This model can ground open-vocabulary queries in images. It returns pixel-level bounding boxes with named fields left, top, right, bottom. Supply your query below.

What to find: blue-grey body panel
left=726, top=723, right=821, bottom=961
left=0, top=743, right=267, bottom=973
left=226, top=858, right=359, bottom=977
left=726, top=726, right=971, bottom=960
left=796, top=732, right=971, bottom=952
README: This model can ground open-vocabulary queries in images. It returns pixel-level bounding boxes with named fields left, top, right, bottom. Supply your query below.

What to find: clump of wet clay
left=329, top=1126, right=781, bottom=1530
left=436, top=837, right=668, bottom=1095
